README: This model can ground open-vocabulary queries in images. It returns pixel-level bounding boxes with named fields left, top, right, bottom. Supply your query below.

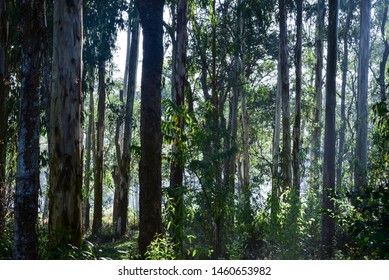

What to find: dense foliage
left=0, top=0, right=388, bottom=260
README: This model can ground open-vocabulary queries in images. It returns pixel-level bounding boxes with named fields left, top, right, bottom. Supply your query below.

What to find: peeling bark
left=49, top=0, right=83, bottom=248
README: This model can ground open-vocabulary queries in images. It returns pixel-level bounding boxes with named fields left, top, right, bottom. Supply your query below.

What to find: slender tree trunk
left=271, top=57, right=282, bottom=226
left=337, top=0, right=354, bottom=192
left=379, top=0, right=389, bottom=104
left=93, top=60, right=106, bottom=235
left=0, top=0, right=8, bottom=238
left=169, top=0, right=187, bottom=252
left=292, top=0, right=302, bottom=195
left=14, top=0, right=44, bottom=259
left=114, top=10, right=140, bottom=238
left=279, top=0, right=291, bottom=190
left=136, top=0, right=164, bottom=257
left=354, top=0, right=371, bottom=198
left=84, top=67, right=95, bottom=232
left=322, top=0, right=339, bottom=259
left=49, top=0, right=83, bottom=248
left=311, top=0, right=325, bottom=192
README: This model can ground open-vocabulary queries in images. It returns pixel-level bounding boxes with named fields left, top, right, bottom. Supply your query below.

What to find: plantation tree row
left=0, top=0, right=388, bottom=259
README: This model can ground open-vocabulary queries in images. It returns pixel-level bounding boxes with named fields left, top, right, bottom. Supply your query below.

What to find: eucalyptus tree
left=279, top=0, right=291, bottom=191
left=378, top=0, right=389, bottom=104
left=292, top=0, right=302, bottom=194
left=322, top=0, right=339, bottom=259
left=13, top=0, right=45, bottom=259
left=113, top=5, right=140, bottom=238
left=311, top=0, right=325, bottom=192
left=83, top=0, right=127, bottom=235
left=49, top=0, right=83, bottom=248
left=354, top=0, right=371, bottom=198
left=135, top=0, right=165, bottom=257
left=169, top=0, right=188, bottom=253
left=337, top=0, right=355, bottom=192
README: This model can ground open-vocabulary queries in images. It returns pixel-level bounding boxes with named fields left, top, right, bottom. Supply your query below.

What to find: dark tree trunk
left=13, top=0, right=45, bottom=259
left=322, top=0, right=339, bottom=259
left=0, top=0, right=8, bottom=238
left=292, top=0, right=302, bottom=195
left=379, top=0, right=389, bottom=104
left=92, top=60, right=106, bottom=235
left=49, top=0, right=83, bottom=248
left=354, top=0, right=371, bottom=197
left=169, top=0, right=187, bottom=252
left=311, top=0, right=325, bottom=192
left=279, top=0, right=291, bottom=190
left=136, top=0, right=164, bottom=257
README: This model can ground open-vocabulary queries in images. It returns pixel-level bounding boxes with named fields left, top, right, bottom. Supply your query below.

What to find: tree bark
left=292, top=0, right=302, bottom=195
left=14, top=0, right=44, bottom=259
left=92, top=60, right=106, bottom=235
left=311, top=0, right=325, bottom=192
left=322, top=0, right=339, bottom=259
left=354, top=0, right=371, bottom=197
left=136, top=0, right=164, bottom=257
left=114, top=9, right=140, bottom=238
left=0, top=0, right=8, bottom=238
left=169, top=0, right=188, bottom=252
left=49, top=0, right=83, bottom=248
left=279, top=0, right=291, bottom=190
left=84, top=67, right=95, bottom=233
left=337, top=0, right=354, bottom=192
left=379, top=0, right=389, bottom=104
left=271, top=56, right=282, bottom=226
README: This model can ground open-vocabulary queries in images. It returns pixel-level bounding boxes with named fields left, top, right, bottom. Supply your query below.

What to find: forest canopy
left=0, top=0, right=388, bottom=260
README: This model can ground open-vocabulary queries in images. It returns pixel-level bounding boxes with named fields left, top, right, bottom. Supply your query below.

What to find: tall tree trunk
left=14, top=0, right=44, bottom=259
left=354, top=0, right=371, bottom=198
left=379, top=0, right=389, bottom=104
left=271, top=57, right=282, bottom=226
left=279, top=0, right=291, bottom=190
left=337, top=0, right=354, bottom=192
left=0, top=0, right=8, bottom=238
left=322, top=0, right=339, bottom=259
left=292, top=0, right=302, bottom=195
left=311, top=0, right=325, bottom=192
left=169, top=0, right=187, bottom=252
left=84, top=67, right=95, bottom=232
left=92, top=60, right=106, bottom=235
left=114, top=9, right=140, bottom=238
left=49, top=0, right=83, bottom=248
left=136, top=0, right=164, bottom=257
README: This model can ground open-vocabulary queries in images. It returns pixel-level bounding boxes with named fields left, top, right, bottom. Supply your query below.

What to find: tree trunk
left=271, top=57, right=282, bottom=226
left=49, top=0, right=83, bottom=248
left=169, top=0, right=188, bottom=252
left=279, top=0, right=291, bottom=190
left=322, top=0, right=339, bottom=259
left=337, top=0, right=354, bottom=192
left=292, top=0, right=302, bottom=195
left=14, top=0, right=44, bottom=259
left=354, top=0, right=371, bottom=198
left=114, top=9, right=140, bottom=238
left=0, top=0, right=8, bottom=238
left=136, top=0, right=164, bottom=257
left=84, top=67, right=95, bottom=233
left=311, top=0, right=325, bottom=192
left=379, top=0, right=389, bottom=104
left=92, top=60, right=106, bottom=235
